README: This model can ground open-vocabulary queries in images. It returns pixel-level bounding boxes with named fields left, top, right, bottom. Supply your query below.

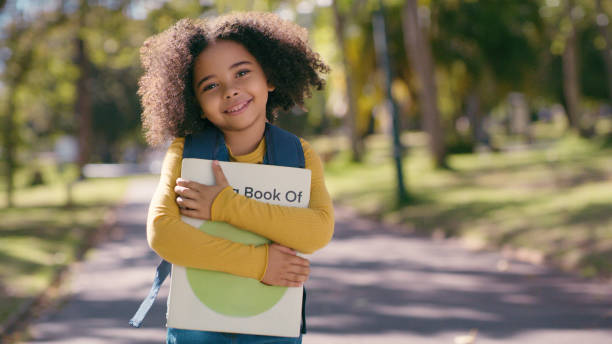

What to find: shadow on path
left=305, top=207, right=612, bottom=343
left=21, top=178, right=612, bottom=344
left=24, top=177, right=168, bottom=344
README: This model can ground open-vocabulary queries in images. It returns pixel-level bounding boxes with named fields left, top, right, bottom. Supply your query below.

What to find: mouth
left=223, top=98, right=253, bottom=115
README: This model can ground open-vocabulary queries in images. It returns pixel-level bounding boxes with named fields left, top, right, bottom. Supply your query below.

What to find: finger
left=212, top=160, right=229, bottom=187
left=263, top=279, right=300, bottom=288
left=280, top=280, right=302, bottom=288
left=284, top=272, right=308, bottom=283
left=179, top=207, right=200, bottom=218
left=271, top=244, right=297, bottom=255
left=176, top=197, right=199, bottom=210
left=174, top=185, right=199, bottom=198
left=176, top=178, right=203, bottom=190
left=175, top=178, right=189, bottom=186
left=285, top=266, right=309, bottom=282
left=289, top=256, right=310, bottom=267
left=290, top=264, right=310, bottom=276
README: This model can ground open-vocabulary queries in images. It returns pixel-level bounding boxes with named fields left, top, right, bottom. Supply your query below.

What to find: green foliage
left=539, top=0, right=611, bottom=102
left=579, top=24, right=610, bottom=99
left=1, top=0, right=610, bottom=193
left=145, top=0, right=210, bottom=32
left=444, top=132, right=475, bottom=155
left=433, top=0, right=543, bottom=89
left=0, top=3, right=150, bottom=165
left=322, top=128, right=612, bottom=278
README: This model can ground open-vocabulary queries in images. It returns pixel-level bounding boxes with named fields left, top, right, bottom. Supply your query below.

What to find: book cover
left=167, top=158, right=311, bottom=337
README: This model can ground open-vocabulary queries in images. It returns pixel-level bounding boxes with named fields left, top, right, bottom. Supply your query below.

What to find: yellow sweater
left=147, top=136, right=334, bottom=281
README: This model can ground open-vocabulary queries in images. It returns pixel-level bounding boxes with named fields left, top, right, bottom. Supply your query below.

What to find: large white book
left=166, top=158, right=311, bottom=337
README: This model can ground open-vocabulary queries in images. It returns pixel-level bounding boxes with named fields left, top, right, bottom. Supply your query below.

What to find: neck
left=223, top=121, right=266, bottom=156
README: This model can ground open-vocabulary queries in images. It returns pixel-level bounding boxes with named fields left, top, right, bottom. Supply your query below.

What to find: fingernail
left=213, top=160, right=219, bottom=166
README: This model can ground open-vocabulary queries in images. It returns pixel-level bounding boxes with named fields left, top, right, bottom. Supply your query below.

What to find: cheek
left=248, top=79, right=271, bottom=100
left=197, top=93, right=217, bottom=113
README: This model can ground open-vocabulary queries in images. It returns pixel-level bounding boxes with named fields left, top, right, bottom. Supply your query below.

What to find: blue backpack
left=130, top=123, right=307, bottom=333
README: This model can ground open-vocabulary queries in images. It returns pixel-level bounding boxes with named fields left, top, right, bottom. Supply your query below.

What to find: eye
left=202, top=83, right=218, bottom=92
left=236, top=69, right=250, bottom=78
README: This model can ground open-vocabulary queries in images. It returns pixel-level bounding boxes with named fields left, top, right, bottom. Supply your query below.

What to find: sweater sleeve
left=210, top=139, right=334, bottom=254
left=146, top=138, right=268, bottom=280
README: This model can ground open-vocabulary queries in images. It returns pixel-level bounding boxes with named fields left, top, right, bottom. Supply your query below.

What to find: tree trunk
left=332, top=0, right=363, bottom=162
left=466, top=89, right=490, bottom=147
left=3, top=24, right=33, bottom=208
left=402, top=0, right=446, bottom=167
left=75, top=1, right=92, bottom=177
left=595, top=0, right=612, bottom=102
left=373, top=5, right=409, bottom=202
left=562, top=0, right=582, bottom=131
left=3, top=91, right=16, bottom=208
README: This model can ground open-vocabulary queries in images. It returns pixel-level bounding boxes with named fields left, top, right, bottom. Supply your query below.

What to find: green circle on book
left=186, top=221, right=287, bottom=317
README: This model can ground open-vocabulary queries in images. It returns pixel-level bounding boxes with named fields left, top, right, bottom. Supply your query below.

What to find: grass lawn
left=0, top=175, right=130, bottom=326
left=316, top=131, right=612, bottom=279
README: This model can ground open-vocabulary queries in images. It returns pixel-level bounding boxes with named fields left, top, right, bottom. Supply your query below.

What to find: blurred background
left=0, top=0, right=611, bottom=338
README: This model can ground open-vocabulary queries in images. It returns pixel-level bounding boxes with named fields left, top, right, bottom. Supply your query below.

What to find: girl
left=138, top=12, right=334, bottom=344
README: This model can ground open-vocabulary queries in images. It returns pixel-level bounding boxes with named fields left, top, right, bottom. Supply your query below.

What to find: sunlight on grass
left=320, top=132, right=612, bottom=278
left=0, top=176, right=130, bottom=324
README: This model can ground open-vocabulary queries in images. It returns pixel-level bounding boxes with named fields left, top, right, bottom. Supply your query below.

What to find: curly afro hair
left=138, top=12, right=330, bottom=146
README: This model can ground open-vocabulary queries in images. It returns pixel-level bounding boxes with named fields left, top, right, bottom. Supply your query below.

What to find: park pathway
left=24, top=177, right=612, bottom=343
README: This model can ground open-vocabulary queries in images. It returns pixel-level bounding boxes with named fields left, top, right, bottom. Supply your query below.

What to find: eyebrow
left=196, top=61, right=253, bottom=89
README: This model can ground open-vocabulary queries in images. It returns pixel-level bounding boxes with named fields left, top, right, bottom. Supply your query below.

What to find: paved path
left=25, top=177, right=167, bottom=344
left=24, top=177, right=612, bottom=343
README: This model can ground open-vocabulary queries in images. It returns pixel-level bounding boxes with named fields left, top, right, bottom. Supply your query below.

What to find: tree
left=332, top=0, right=364, bottom=162
left=595, top=0, right=612, bottom=101
left=563, top=0, right=583, bottom=132
left=74, top=0, right=92, bottom=177
left=1, top=20, right=29, bottom=207
left=373, top=2, right=408, bottom=202
left=1, top=3, right=67, bottom=207
left=0, top=0, right=159, bottom=203
left=541, top=0, right=610, bottom=135
left=431, top=0, right=543, bottom=149
left=402, top=0, right=447, bottom=168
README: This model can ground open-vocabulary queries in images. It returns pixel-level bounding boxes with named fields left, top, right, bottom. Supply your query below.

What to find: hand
left=174, top=160, right=229, bottom=220
left=262, top=244, right=310, bottom=287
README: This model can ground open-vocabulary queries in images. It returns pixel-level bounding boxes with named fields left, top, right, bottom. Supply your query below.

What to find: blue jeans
left=166, top=328, right=303, bottom=344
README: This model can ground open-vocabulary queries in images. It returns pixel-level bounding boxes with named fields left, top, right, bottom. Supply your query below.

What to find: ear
left=267, top=81, right=276, bottom=92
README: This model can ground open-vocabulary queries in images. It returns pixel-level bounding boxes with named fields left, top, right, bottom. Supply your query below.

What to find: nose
left=224, top=86, right=240, bottom=99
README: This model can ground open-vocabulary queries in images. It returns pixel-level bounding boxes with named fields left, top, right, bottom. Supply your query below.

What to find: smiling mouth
left=224, top=99, right=253, bottom=114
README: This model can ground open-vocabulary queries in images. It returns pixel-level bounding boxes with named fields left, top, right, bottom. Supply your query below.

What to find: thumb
left=212, top=160, right=229, bottom=187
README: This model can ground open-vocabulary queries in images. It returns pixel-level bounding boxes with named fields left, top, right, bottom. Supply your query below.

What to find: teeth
left=226, top=100, right=249, bottom=113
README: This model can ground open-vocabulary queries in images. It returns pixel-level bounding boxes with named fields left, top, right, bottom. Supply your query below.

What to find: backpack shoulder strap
left=262, top=123, right=308, bottom=334
left=186, top=123, right=304, bottom=167
left=129, top=259, right=171, bottom=327
left=183, top=124, right=229, bottom=161
left=264, top=123, right=305, bottom=168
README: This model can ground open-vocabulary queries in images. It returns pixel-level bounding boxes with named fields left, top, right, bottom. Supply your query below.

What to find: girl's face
left=192, top=40, right=275, bottom=138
